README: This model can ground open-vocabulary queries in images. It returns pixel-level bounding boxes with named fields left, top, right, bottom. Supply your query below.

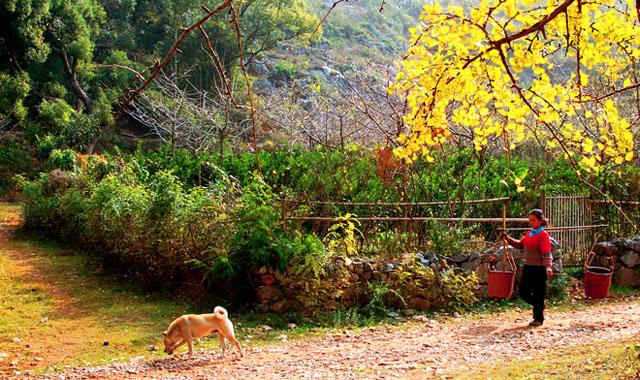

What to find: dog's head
left=161, top=331, right=175, bottom=354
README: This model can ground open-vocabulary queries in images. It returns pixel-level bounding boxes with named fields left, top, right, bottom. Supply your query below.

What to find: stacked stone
left=254, top=254, right=449, bottom=313
left=592, top=238, right=640, bottom=288
left=253, top=237, right=639, bottom=314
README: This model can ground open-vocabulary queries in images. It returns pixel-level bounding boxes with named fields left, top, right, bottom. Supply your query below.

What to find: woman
left=503, top=209, right=553, bottom=327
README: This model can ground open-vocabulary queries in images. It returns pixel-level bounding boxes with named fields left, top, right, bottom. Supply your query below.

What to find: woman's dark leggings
left=519, top=264, right=547, bottom=322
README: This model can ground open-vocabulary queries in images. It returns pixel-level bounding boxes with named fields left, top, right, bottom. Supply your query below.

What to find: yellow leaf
left=580, top=73, right=589, bottom=86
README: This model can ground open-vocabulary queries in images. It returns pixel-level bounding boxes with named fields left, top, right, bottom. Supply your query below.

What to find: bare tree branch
left=113, top=0, right=233, bottom=121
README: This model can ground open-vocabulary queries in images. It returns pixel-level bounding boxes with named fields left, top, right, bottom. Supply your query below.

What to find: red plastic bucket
left=488, top=270, right=515, bottom=298
left=584, top=266, right=612, bottom=299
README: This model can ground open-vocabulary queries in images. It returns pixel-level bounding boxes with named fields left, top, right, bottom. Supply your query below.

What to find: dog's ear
left=161, top=331, right=167, bottom=337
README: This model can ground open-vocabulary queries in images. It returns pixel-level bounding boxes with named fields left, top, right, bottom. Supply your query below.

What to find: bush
left=49, top=149, right=77, bottom=171
left=547, top=273, right=571, bottom=301
left=0, top=137, right=36, bottom=196
left=271, top=60, right=297, bottom=81
left=17, top=144, right=640, bottom=311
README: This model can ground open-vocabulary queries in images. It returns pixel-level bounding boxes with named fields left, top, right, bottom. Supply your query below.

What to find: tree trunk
left=60, top=49, right=94, bottom=114
left=60, top=48, right=98, bottom=154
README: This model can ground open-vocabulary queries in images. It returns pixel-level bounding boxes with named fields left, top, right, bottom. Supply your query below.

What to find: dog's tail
left=214, top=306, right=228, bottom=319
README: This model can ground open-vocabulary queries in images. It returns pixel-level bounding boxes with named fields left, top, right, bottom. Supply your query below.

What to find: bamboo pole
left=502, top=205, right=507, bottom=272
left=284, top=217, right=530, bottom=223
left=500, top=225, right=608, bottom=231
left=280, top=197, right=511, bottom=207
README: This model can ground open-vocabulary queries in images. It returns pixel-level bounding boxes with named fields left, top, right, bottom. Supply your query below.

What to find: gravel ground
left=16, top=300, right=640, bottom=380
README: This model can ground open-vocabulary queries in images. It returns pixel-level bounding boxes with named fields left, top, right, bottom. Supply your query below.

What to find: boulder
left=449, top=253, right=469, bottom=264
left=474, top=263, right=489, bottom=283
left=247, top=61, right=270, bottom=76
left=461, top=258, right=480, bottom=272
left=594, top=242, right=619, bottom=257
left=621, top=251, right=640, bottom=268
left=614, top=267, right=640, bottom=288
left=351, top=261, right=364, bottom=276
left=623, top=238, right=640, bottom=253
left=256, top=285, right=283, bottom=304
left=407, top=297, right=431, bottom=311
left=269, top=299, right=302, bottom=313
left=253, top=79, right=274, bottom=95
left=258, top=274, right=276, bottom=286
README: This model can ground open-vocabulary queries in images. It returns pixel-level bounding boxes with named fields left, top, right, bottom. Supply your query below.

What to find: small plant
left=363, top=281, right=404, bottom=317
left=290, top=234, right=329, bottom=278
left=438, top=267, right=478, bottom=310
left=425, top=220, right=475, bottom=257
left=325, top=213, right=362, bottom=257
left=622, top=341, right=640, bottom=378
left=272, top=60, right=297, bottom=81
left=547, top=272, right=571, bottom=301
left=564, top=266, right=585, bottom=278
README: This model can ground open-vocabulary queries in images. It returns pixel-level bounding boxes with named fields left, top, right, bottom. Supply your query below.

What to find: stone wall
left=449, top=238, right=564, bottom=295
left=253, top=237, right=640, bottom=313
left=254, top=253, right=462, bottom=314
left=591, top=237, right=640, bottom=287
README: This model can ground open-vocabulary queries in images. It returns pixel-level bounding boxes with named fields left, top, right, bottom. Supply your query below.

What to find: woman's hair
left=530, top=208, right=548, bottom=226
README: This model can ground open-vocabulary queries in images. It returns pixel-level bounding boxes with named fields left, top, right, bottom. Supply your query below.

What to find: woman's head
left=529, top=209, right=547, bottom=229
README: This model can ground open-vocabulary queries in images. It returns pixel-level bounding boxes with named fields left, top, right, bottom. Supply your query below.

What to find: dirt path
left=15, top=301, right=638, bottom=380
left=1, top=205, right=639, bottom=380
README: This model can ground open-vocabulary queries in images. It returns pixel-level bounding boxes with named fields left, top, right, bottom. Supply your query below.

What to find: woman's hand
left=546, top=266, right=553, bottom=277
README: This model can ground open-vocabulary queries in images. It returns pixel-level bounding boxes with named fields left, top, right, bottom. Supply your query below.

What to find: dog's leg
left=171, top=339, right=187, bottom=353
left=226, top=321, right=243, bottom=357
left=217, top=332, right=227, bottom=358
left=186, top=333, right=194, bottom=358
left=218, top=332, right=229, bottom=350
left=227, top=335, right=243, bottom=357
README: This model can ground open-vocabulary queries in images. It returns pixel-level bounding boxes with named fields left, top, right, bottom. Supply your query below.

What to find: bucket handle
left=585, top=234, right=613, bottom=270
left=487, top=248, right=516, bottom=272
left=584, top=234, right=602, bottom=268
left=489, top=205, right=517, bottom=273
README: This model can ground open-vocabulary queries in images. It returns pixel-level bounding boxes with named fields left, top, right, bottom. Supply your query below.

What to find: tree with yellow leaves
left=390, top=0, right=638, bottom=182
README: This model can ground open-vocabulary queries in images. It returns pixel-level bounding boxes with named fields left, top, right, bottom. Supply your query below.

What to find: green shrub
left=438, top=267, right=478, bottom=309
left=0, top=137, right=36, bottom=196
left=49, top=149, right=77, bottom=171
left=228, top=177, right=291, bottom=273
left=16, top=143, right=640, bottom=311
left=35, top=134, right=66, bottom=161
left=547, top=273, right=571, bottom=301
left=272, top=60, right=297, bottom=81
left=425, top=220, right=476, bottom=257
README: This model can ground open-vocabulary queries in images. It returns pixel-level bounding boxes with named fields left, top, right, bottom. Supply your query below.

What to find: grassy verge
left=441, top=338, right=640, bottom=380
left=0, top=220, right=190, bottom=376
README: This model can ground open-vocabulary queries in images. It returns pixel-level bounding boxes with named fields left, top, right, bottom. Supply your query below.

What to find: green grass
left=0, top=237, right=191, bottom=375
left=438, top=339, right=640, bottom=380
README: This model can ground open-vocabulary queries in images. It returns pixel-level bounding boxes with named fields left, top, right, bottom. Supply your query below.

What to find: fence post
left=540, top=189, right=546, bottom=214
left=408, top=202, right=413, bottom=251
